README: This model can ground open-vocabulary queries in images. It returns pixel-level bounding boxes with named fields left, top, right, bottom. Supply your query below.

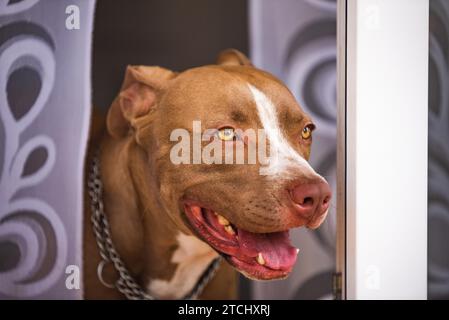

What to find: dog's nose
left=289, top=180, right=332, bottom=219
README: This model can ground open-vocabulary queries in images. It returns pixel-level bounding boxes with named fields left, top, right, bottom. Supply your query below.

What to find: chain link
left=87, top=151, right=221, bottom=300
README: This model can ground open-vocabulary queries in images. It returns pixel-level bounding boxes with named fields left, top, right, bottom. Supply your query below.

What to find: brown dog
left=83, top=49, right=331, bottom=299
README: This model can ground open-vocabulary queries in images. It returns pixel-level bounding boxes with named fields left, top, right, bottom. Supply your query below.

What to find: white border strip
left=345, top=0, right=428, bottom=299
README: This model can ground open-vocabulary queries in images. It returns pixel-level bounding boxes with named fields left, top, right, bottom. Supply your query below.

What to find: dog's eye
left=217, top=127, right=236, bottom=141
left=301, top=124, right=314, bottom=140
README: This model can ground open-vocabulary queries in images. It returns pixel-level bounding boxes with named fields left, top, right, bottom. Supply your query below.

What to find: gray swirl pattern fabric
left=0, top=0, right=95, bottom=298
left=428, top=0, right=449, bottom=300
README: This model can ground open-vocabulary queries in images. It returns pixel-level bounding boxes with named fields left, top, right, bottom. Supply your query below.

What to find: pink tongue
left=237, top=229, right=298, bottom=271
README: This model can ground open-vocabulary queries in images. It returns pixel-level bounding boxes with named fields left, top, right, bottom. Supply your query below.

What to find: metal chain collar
left=87, top=151, right=221, bottom=300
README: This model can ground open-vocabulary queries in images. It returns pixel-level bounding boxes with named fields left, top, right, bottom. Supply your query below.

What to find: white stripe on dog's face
left=248, top=84, right=318, bottom=178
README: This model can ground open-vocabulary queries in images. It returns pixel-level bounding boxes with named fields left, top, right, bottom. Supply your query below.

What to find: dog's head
left=106, top=49, right=331, bottom=280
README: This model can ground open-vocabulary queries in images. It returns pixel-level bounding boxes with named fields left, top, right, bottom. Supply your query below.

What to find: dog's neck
left=98, top=135, right=217, bottom=299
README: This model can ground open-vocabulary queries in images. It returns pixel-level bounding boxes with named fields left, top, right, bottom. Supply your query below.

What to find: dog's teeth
left=296, top=248, right=300, bottom=254
left=217, top=214, right=230, bottom=226
left=224, top=225, right=235, bottom=235
left=256, top=253, right=265, bottom=266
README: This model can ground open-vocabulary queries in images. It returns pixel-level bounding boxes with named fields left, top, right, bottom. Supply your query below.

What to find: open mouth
left=183, top=202, right=299, bottom=280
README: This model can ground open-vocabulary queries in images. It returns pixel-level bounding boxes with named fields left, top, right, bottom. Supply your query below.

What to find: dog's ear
left=216, top=49, right=252, bottom=66
left=107, top=65, right=176, bottom=138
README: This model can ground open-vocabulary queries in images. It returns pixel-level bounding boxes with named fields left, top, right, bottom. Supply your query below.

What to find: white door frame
left=337, top=0, right=429, bottom=299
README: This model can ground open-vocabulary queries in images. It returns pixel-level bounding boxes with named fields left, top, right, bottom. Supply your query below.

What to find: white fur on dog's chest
left=147, top=233, right=218, bottom=299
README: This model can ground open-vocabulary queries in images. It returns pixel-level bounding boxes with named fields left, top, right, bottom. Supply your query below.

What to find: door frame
left=337, top=0, right=429, bottom=300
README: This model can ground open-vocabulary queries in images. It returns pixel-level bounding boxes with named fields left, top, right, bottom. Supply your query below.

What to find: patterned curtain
left=0, top=0, right=95, bottom=298
left=428, top=0, right=449, bottom=300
